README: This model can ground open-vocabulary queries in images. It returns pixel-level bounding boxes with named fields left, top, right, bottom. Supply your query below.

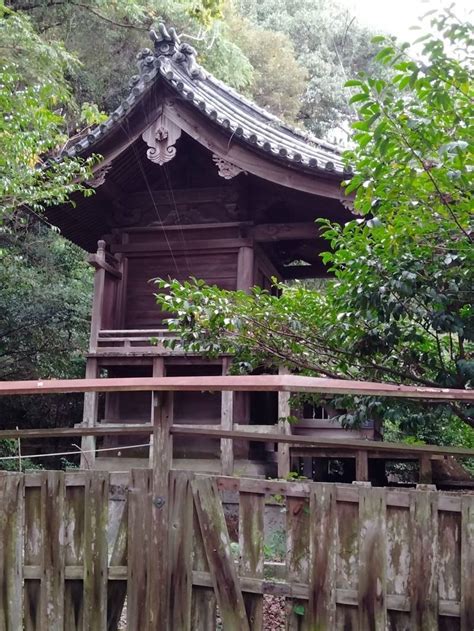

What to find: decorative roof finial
left=149, top=23, right=180, bottom=57
left=148, top=22, right=205, bottom=81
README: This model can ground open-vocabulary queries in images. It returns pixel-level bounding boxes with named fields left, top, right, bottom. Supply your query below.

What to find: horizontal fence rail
left=1, top=374, right=473, bottom=399
left=1, top=374, right=473, bottom=482
left=1, top=425, right=473, bottom=458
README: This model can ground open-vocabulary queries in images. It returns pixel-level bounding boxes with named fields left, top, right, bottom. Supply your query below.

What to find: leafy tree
left=1, top=6, right=96, bottom=468
left=237, top=0, right=382, bottom=136
left=0, top=221, right=92, bottom=469
left=0, top=222, right=92, bottom=381
left=7, top=0, right=249, bottom=115
left=0, top=7, right=94, bottom=216
left=11, top=0, right=310, bottom=127
left=218, top=3, right=307, bottom=122
left=156, top=9, right=474, bottom=445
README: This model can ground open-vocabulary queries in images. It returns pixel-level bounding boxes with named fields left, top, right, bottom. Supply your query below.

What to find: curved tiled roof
left=63, top=24, right=350, bottom=177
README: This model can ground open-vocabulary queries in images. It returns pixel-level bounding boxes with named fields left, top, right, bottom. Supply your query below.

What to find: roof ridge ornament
left=149, top=23, right=205, bottom=81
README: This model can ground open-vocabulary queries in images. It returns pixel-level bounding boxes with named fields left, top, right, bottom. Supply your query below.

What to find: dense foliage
left=237, top=0, right=381, bottom=135
left=0, top=7, right=95, bottom=215
left=8, top=0, right=379, bottom=135
left=157, top=9, right=474, bottom=446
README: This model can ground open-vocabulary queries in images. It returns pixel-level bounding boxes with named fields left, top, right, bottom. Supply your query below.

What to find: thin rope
left=124, top=123, right=181, bottom=277
left=0, top=441, right=151, bottom=462
left=162, top=162, right=192, bottom=275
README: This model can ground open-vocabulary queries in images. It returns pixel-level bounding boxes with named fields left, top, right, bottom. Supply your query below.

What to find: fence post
left=419, top=455, right=433, bottom=484
left=356, top=450, right=369, bottom=482
left=149, top=357, right=165, bottom=468
left=80, top=358, right=98, bottom=469
left=148, top=389, right=173, bottom=630
left=278, top=366, right=291, bottom=478
left=221, top=358, right=234, bottom=475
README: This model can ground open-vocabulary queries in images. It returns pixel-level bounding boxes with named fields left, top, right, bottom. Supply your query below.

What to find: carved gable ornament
left=142, top=113, right=182, bottom=165
left=212, top=154, right=245, bottom=179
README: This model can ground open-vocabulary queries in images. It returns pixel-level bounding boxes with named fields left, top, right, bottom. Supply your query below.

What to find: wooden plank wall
left=125, top=251, right=237, bottom=328
left=0, top=470, right=473, bottom=630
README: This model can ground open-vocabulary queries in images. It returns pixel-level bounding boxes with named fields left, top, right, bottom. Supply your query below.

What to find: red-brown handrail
left=0, top=374, right=472, bottom=400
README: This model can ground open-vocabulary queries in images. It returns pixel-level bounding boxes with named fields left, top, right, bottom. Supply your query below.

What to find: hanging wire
left=124, top=123, right=181, bottom=277
left=0, top=441, right=151, bottom=462
left=162, top=162, right=193, bottom=275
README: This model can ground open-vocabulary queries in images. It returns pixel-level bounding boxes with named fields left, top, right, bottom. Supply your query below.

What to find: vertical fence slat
left=239, top=491, right=264, bottom=630
left=460, top=494, right=474, bottom=631
left=358, top=486, right=387, bottom=631
left=192, top=477, right=250, bottom=631
left=127, top=469, right=151, bottom=631
left=40, top=471, right=65, bottom=629
left=277, top=367, right=291, bottom=478
left=409, top=490, right=438, bottom=630
left=191, top=500, right=216, bottom=630
left=24, top=476, right=43, bottom=631
left=286, top=494, right=310, bottom=629
left=308, top=483, right=337, bottom=630
left=148, top=390, right=173, bottom=630
left=0, top=474, right=24, bottom=631
left=169, top=471, right=194, bottom=630
left=221, top=390, right=234, bottom=475
left=107, top=488, right=129, bottom=631
left=64, top=482, right=85, bottom=631
left=83, top=471, right=109, bottom=631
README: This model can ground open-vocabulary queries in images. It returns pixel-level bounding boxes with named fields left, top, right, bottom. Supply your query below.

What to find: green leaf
left=350, top=93, right=371, bottom=104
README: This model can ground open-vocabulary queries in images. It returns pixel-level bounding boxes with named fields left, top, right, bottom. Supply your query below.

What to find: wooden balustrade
left=0, top=375, right=472, bottom=485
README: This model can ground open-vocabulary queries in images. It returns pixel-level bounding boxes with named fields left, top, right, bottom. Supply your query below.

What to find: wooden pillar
left=149, top=389, right=173, bottom=630
left=80, top=358, right=98, bottom=469
left=149, top=357, right=165, bottom=468
left=419, top=455, right=433, bottom=484
left=277, top=366, right=291, bottom=478
left=236, top=245, right=254, bottom=292
left=221, top=358, right=234, bottom=475
left=88, top=240, right=107, bottom=353
left=356, top=450, right=369, bottom=482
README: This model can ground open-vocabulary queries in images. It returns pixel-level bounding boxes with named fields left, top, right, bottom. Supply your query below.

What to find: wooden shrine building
left=46, top=24, right=373, bottom=474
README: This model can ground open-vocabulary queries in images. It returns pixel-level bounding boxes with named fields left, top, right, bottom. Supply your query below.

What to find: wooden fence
left=1, top=375, right=473, bottom=629
left=0, top=468, right=473, bottom=630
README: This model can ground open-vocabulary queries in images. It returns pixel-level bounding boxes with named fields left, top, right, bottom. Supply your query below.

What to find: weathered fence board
left=83, top=472, right=109, bottom=631
left=460, top=495, right=474, bottom=631
left=169, top=471, right=194, bottom=629
left=191, top=499, right=217, bottom=631
left=0, top=469, right=472, bottom=630
left=410, top=490, right=439, bottom=630
left=308, top=483, right=337, bottom=629
left=239, top=491, right=264, bottom=630
left=127, top=469, right=151, bottom=631
left=0, top=474, right=23, bottom=631
left=191, top=476, right=250, bottom=631
left=358, top=487, right=387, bottom=631
left=41, top=471, right=65, bottom=629
left=286, top=495, right=309, bottom=630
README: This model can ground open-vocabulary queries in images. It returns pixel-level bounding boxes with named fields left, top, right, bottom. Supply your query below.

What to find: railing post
left=278, top=366, right=291, bottom=478
left=221, top=358, right=234, bottom=475
left=80, top=358, right=98, bottom=469
left=419, top=455, right=433, bottom=484
left=149, top=357, right=165, bottom=468
left=149, top=389, right=173, bottom=630
left=356, top=450, right=369, bottom=482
